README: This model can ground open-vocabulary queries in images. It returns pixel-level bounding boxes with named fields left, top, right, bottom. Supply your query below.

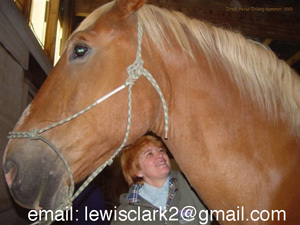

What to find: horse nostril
left=4, top=160, right=17, bottom=187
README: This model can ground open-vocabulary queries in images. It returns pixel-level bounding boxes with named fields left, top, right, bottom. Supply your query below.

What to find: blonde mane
left=76, top=1, right=300, bottom=136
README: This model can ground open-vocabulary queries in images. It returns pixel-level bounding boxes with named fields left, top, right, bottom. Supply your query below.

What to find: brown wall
left=0, top=1, right=51, bottom=224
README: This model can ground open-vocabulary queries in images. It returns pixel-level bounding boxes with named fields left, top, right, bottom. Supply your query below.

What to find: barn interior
left=0, top=0, right=299, bottom=224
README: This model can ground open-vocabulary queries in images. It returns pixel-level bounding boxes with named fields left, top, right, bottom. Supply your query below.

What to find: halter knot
left=29, top=129, right=40, bottom=140
left=126, top=58, right=144, bottom=86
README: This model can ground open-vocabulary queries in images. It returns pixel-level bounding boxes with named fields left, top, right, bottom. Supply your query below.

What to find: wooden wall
left=0, top=0, right=51, bottom=224
left=0, top=44, right=29, bottom=225
left=74, top=0, right=300, bottom=42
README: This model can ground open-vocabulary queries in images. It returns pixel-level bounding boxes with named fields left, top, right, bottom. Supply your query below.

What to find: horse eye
left=71, top=45, right=89, bottom=60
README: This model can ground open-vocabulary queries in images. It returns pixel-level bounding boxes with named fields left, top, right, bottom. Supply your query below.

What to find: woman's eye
left=71, top=45, right=89, bottom=60
left=145, top=152, right=153, bottom=157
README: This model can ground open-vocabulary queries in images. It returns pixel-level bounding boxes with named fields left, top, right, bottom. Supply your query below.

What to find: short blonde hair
left=121, top=135, right=165, bottom=186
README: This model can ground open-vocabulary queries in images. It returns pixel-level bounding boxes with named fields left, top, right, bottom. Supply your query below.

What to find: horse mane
left=75, top=1, right=300, bottom=136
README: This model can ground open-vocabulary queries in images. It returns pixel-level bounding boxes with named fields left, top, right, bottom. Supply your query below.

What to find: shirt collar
left=127, top=174, right=176, bottom=204
left=142, top=177, right=169, bottom=194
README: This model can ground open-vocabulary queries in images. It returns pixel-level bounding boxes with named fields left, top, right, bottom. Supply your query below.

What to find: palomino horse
left=3, top=0, right=300, bottom=224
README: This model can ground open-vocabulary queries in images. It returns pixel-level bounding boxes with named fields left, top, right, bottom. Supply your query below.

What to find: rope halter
left=7, top=22, right=169, bottom=224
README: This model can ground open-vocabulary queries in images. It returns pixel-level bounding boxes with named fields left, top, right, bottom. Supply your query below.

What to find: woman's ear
left=136, top=170, right=143, bottom=178
left=115, top=0, right=147, bottom=18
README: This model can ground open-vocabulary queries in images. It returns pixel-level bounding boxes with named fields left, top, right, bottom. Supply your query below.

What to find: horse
left=3, top=0, right=300, bottom=224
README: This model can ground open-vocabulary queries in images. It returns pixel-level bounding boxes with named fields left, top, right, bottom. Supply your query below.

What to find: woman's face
left=137, top=144, right=171, bottom=187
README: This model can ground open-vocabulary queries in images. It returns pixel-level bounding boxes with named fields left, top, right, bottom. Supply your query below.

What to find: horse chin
left=3, top=140, right=71, bottom=211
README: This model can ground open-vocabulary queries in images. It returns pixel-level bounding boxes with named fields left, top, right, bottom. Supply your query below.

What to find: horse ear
left=115, top=0, right=147, bottom=18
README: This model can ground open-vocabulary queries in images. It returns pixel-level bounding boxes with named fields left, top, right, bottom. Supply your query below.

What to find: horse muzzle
left=3, top=138, right=70, bottom=211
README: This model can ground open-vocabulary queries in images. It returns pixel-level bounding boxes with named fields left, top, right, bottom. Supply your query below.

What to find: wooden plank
left=0, top=44, right=26, bottom=213
left=75, top=0, right=111, bottom=17
left=0, top=0, right=52, bottom=74
left=44, top=0, right=60, bottom=63
left=14, top=0, right=31, bottom=20
left=0, top=44, right=25, bottom=145
left=74, top=0, right=300, bottom=42
left=0, top=8, right=29, bottom=69
left=263, top=39, right=273, bottom=46
left=61, top=0, right=75, bottom=51
left=287, top=51, right=300, bottom=66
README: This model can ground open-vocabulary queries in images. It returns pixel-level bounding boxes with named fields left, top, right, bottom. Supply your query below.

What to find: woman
left=111, top=135, right=212, bottom=225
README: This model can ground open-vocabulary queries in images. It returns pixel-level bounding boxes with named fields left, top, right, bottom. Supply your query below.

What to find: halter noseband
left=7, top=22, right=169, bottom=219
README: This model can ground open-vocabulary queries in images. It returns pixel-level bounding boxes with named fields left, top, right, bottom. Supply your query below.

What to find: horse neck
left=143, top=29, right=298, bottom=152
left=155, top=40, right=298, bottom=166
left=151, top=42, right=300, bottom=215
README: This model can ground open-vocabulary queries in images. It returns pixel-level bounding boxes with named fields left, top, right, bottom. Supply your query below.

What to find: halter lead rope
left=8, top=22, right=169, bottom=218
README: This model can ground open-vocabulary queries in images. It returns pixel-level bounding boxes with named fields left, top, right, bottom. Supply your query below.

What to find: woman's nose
left=156, top=151, right=163, bottom=158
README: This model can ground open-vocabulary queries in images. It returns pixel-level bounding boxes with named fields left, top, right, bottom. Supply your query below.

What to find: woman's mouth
left=156, top=161, right=167, bottom=167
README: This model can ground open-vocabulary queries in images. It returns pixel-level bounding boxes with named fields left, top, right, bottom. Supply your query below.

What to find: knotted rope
left=8, top=22, right=169, bottom=223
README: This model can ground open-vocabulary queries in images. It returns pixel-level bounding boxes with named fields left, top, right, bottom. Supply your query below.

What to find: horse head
left=3, top=0, right=166, bottom=211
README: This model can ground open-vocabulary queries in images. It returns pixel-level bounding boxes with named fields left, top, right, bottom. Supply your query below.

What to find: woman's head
left=121, top=135, right=171, bottom=186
